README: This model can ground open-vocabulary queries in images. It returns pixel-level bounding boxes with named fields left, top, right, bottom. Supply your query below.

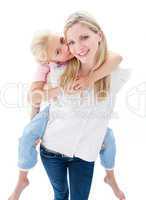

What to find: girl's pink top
left=33, top=64, right=50, bottom=83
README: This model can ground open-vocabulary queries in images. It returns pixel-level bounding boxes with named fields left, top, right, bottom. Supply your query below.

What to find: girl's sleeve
left=33, top=64, right=50, bottom=83
left=110, top=68, right=132, bottom=95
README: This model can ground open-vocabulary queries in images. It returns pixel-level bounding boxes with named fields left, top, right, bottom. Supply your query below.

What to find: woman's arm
left=73, top=52, right=123, bottom=90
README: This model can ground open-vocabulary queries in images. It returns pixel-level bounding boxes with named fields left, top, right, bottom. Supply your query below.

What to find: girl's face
left=49, top=35, right=73, bottom=64
left=66, top=23, right=101, bottom=65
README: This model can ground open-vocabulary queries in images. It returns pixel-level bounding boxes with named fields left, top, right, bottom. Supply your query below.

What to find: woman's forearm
left=30, top=106, right=40, bottom=120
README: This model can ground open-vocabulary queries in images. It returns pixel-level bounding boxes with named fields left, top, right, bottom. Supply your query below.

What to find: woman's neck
left=79, top=61, right=96, bottom=76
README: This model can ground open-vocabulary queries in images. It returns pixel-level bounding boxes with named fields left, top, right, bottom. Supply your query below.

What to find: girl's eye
left=60, top=37, right=65, bottom=44
left=68, top=41, right=74, bottom=46
left=56, top=49, right=60, bottom=55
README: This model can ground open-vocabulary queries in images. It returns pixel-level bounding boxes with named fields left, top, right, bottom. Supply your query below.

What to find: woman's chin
left=78, top=57, right=88, bottom=63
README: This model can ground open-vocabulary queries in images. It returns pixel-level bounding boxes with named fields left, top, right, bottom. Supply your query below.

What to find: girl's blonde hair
left=31, top=31, right=53, bottom=65
left=60, top=11, right=110, bottom=100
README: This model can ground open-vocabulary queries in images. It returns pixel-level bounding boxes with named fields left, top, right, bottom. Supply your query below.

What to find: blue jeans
left=18, top=106, right=50, bottom=169
left=100, top=128, right=116, bottom=170
left=40, top=144, right=94, bottom=200
left=18, top=105, right=116, bottom=170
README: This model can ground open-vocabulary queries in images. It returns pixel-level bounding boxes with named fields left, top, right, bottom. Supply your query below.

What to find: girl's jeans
left=18, top=105, right=116, bottom=170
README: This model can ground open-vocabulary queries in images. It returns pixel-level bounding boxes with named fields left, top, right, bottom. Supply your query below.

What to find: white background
left=0, top=0, right=146, bottom=199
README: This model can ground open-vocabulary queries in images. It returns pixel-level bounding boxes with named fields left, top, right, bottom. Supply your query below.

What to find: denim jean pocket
left=40, top=146, right=57, bottom=159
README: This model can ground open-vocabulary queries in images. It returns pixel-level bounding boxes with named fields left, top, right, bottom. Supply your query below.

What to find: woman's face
left=66, top=23, right=101, bottom=65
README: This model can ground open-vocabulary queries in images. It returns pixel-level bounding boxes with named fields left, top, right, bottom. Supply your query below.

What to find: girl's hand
left=72, top=75, right=94, bottom=91
left=64, top=80, right=82, bottom=95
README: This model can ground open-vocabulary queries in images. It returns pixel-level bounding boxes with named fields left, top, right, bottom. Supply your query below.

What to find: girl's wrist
left=89, top=73, right=95, bottom=86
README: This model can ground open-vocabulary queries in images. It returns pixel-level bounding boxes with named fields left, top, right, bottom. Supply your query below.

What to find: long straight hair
left=60, top=12, right=110, bottom=100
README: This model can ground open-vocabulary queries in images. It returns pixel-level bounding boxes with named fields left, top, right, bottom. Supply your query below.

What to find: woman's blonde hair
left=60, top=11, right=110, bottom=100
left=31, top=31, right=54, bottom=65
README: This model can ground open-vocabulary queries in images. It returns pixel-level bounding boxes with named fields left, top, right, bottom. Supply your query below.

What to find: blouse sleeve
left=110, top=68, right=132, bottom=95
left=33, top=64, right=50, bottom=83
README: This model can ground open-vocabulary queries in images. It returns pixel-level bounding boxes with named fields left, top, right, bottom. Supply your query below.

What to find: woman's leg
left=100, top=128, right=126, bottom=200
left=8, top=106, right=50, bottom=200
left=68, top=157, right=94, bottom=200
left=40, top=145, right=69, bottom=200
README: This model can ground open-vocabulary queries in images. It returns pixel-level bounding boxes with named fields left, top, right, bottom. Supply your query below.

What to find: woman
left=40, top=12, right=129, bottom=200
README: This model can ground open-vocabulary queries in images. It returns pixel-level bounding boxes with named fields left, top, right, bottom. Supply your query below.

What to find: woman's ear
left=97, top=31, right=102, bottom=42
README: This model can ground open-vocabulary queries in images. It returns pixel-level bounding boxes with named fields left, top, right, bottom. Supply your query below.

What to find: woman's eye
left=82, top=35, right=89, bottom=40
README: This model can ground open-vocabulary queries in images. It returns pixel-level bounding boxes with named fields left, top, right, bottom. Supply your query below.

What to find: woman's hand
left=34, top=138, right=41, bottom=146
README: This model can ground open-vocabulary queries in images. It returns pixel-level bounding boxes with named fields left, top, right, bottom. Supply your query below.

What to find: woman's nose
left=76, top=45, right=86, bottom=54
left=75, top=42, right=84, bottom=53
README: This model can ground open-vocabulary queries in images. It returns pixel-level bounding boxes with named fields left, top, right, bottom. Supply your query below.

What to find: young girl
left=8, top=30, right=123, bottom=200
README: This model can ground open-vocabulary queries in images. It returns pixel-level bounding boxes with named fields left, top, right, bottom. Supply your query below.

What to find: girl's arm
left=73, top=52, right=123, bottom=90
left=91, top=52, right=122, bottom=82
left=43, top=85, right=61, bottom=101
left=28, top=81, right=62, bottom=119
left=28, top=81, right=45, bottom=119
left=28, top=64, right=51, bottom=119
left=28, top=82, right=61, bottom=105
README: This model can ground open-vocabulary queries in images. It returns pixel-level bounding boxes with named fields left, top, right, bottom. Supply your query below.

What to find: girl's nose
left=63, top=44, right=69, bottom=53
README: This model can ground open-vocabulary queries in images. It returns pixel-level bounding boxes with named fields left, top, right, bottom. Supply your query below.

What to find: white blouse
left=42, top=63, right=131, bottom=162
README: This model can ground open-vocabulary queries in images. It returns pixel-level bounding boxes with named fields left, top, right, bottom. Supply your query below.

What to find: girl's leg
left=8, top=171, right=29, bottom=200
left=100, top=128, right=126, bottom=200
left=68, top=157, right=94, bottom=200
left=18, top=106, right=50, bottom=169
left=40, top=145, right=69, bottom=200
left=8, top=106, right=50, bottom=200
left=104, top=170, right=126, bottom=200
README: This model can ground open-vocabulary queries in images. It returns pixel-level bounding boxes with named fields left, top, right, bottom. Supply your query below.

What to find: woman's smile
left=77, top=49, right=90, bottom=57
